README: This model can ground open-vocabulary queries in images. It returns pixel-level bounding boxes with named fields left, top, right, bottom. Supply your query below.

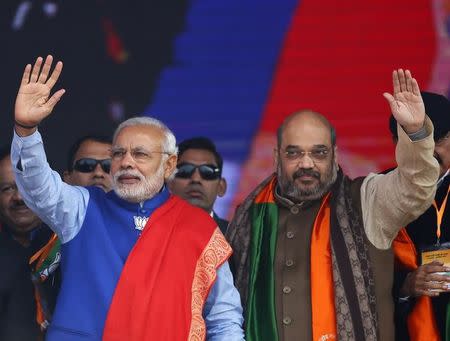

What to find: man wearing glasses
left=169, top=137, right=228, bottom=234
left=10, top=56, right=244, bottom=340
left=226, top=70, right=439, bottom=341
left=63, top=135, right=112, bottom=192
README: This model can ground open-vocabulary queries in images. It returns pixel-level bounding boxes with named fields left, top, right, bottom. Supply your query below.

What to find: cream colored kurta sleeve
left=360, top=116, right=439, bottom=249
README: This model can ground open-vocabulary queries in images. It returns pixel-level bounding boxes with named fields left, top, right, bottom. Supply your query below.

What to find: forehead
left=0, top=157, right=14, bottom=184
left=114, top=125, right=164, bottom=149
left=178, top=149, right=217, bottom=166
left=281, top=115, right=332, bottom=148
left=75, top=140, right=111, bottom=160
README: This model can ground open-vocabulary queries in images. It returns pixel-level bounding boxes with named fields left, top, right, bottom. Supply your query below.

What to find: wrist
left=403, top=121, right=425, bottom=135
left=400, top=272, right=413, bottom=297
left=14, top=122, right=37, bottom=137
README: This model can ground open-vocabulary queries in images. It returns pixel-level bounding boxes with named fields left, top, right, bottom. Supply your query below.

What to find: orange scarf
left=103, top=196, right=232, bottom=340
left=311, top=193, right=337, bottom=340
left=393, top=228, right=441, bottom=340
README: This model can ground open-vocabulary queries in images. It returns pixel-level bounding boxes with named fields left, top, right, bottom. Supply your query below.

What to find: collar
left=108, top=186, right=170, bottom=215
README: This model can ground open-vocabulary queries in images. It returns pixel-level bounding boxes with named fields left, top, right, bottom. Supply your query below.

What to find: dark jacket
left=213, top=212, right=229, bottom=234
left=394, top=176, right=450, bottom=340
left=0, top=225, right=60, bottom=341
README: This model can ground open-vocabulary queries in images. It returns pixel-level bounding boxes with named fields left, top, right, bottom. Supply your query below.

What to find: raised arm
left=361, top=69, right=440, bottom=249
left=11, top=56, right=88, bottom=243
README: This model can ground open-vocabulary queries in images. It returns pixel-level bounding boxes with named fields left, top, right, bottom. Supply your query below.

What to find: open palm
left=383, top=69, right=425, bottom=134
left=15, top=55, right=65, bottom=127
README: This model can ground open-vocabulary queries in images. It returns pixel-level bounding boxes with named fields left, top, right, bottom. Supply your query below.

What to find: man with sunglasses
left=226, top=70, right=440, bottom=341
left=10, top=55, right=243, bottom=340
left=169, top=137, right=228, bottom=234
left=63, top=135, right=112, bottom=192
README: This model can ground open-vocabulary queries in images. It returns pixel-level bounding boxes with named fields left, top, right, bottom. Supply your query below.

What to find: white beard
left=113, top=162, right=165, bottom=203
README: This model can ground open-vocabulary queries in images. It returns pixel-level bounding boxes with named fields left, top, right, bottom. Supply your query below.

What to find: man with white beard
left=10, top=55, right=244, bottom=340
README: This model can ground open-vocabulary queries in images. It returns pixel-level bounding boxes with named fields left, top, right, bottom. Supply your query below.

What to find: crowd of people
left=0, top=54, right=449, bottom=341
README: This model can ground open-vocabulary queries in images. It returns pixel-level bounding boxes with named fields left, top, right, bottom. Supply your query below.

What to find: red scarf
left=103, top=196, right=232, bottom=340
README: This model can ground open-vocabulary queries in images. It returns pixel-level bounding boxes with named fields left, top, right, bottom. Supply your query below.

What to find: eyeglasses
left=111, top=147, right=170, bottom=163
left=282, top=147, right=331, bottom=162
left=73, top=158, right=111, bottom=173
left=175, top=163, right=221, bottom=180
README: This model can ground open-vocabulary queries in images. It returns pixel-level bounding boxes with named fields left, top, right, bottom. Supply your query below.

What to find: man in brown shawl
left=226, top=69, right=439, bottom=341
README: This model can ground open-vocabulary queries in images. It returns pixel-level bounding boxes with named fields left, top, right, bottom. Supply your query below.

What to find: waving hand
left=383, top=69, right=425, bottom=134
left=15, top=55, right=65, bottom=130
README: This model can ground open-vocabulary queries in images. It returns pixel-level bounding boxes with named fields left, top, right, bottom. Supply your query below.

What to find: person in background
left=0, top=145, right=60, bottom=341
left=63, top=135, right=112, bottom=191
left=169, top=137, right=228, bottom=233
left=392, top=92, right=450, bottom=341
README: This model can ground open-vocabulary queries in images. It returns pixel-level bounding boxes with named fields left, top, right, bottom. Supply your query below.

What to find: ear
left=164, top=154, right=178, bottom=180
left=333, top=146, right=338, bottom=167
left=217, top=178, right=227, bottom=197
left=273, top=148, right=279, bottom=170
left=63, top=170, right=72, bottom=184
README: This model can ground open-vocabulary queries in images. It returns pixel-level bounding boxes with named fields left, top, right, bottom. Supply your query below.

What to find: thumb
left=383, top=92, right=396, bottom=106
left=383, top=92, right=399, bottom=116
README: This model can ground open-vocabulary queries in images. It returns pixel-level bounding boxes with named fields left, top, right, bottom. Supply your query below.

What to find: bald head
left=277, top=110, right=336, bottom=148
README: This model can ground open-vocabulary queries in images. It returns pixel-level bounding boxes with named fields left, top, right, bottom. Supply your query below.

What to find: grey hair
left=113, top=116, right=178, bottom=156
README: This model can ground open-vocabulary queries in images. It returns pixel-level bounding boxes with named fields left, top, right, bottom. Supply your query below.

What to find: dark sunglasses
left=73, top=158, right=111, bottom=173
left=175, top=163, right=221, bottom=180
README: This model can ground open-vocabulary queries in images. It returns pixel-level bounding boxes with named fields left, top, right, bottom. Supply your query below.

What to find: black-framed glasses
left=175, top=163, right=221, bottom=180
left=73, top=158, right=111, bottom=173
left=283, top=147, right=331, bottom=162
left=111, top=147, right=170, bottom=163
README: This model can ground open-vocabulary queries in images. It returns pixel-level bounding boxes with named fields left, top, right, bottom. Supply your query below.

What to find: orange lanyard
left=432, top=185, right=450, bottom=244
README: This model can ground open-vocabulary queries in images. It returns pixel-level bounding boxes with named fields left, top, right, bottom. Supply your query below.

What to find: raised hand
left=15, top=55, right=65, bottom=129
left=383, top=69, right=425, bottom=134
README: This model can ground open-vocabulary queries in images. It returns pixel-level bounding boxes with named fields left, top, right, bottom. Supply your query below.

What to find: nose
left=120, top=151, right=135, bottom=170
left=12, top=187, right=23, bottom=201
left=297, top=154, right=315, bottom=169
left=93, top=163, right=106, bottom=177
left=190, top=168, right=202, bottom=182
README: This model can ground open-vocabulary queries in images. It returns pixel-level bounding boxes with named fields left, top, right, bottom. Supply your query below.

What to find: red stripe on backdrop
left=259, top=0, right=435, bottom=170
left=228, top=0, right=436, bottom=217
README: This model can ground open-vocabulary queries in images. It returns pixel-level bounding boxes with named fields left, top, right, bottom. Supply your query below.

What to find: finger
left=405, top=70, right=413, bottom=92
left=423, top=280, right=449, bottom=291
left=411, top=78, right=421, bottom=96
left=20, top=64, right=32, bottom=86
left=398, top=69, right=406, bottom=92
left=428, top=273, right=450, bottom=283
left=423, top=264, right=449, bottom=273
left=417, top=289, right=441, bottom=297
left=46, top=61, right=63, bottom=89
left=428, top=261, right=444, bottom=265
left=38, top=55, right=53, bottom=84
left=30, top=56, right=43, bottom=83
left=383, top=92, right=397, bottom=112
left=392, top=70, right=400, bottom=95
left=44, top=89, right=66, bottom=111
